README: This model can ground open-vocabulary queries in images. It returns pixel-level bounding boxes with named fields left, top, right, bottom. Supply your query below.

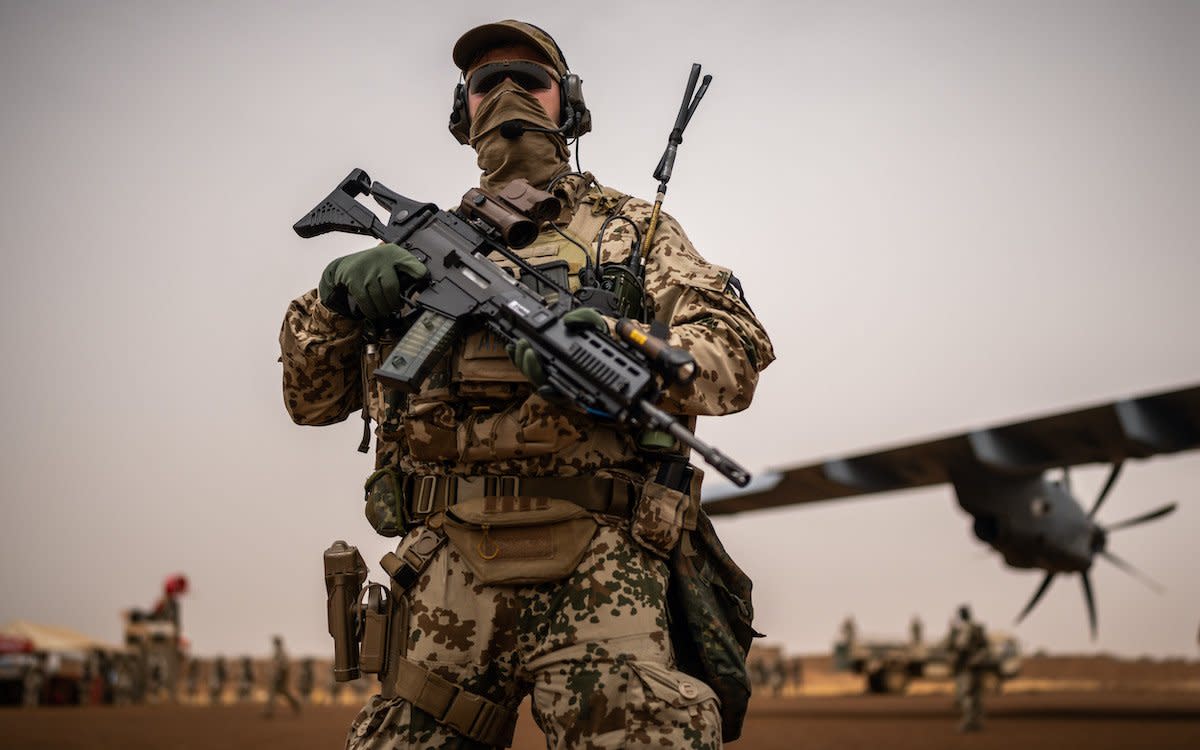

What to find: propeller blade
left=1105, top=502, right=1178, bottom=532
left=1081, top=572, right=1098, bottom=640
left=1087, top=461, right=1124, bottom=519
left=1015, top=572, right=1056, bottom=624
left=1099, top=550, right=1165, bottom=593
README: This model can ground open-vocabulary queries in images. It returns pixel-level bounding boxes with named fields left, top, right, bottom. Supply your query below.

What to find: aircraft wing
left=703, top=383, right=1200, bottom=516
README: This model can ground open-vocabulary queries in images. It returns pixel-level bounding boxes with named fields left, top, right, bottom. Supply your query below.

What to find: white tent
left=0, top=620, right=123, bottom=653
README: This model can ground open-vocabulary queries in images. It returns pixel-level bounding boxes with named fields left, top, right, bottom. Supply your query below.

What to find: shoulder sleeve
left=278, top=289, right=364, bottom=425
left=628, top=202, right=775, bottom=416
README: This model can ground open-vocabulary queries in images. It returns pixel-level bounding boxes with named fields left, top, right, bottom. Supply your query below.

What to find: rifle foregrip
left=374, top=310, right=460, bottom=392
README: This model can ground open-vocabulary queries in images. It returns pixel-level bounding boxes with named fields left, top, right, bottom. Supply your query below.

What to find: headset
left=448, top=27, right=591, bottom=145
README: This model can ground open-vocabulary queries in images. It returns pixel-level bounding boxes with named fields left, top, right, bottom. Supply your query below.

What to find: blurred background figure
left=237, top=656, right=254, bottom=702
left=949, top=605, right=989, bottom=732
left=261, top=636, right=300, bottom=718
left=184, top=658, right=200, bottom=701
left=22, top=653, right=45, bottom=707
left=841, top=616, right=858, bottom=648
left=208, top=655, right=226, bottom=705
left=297, top=657, right=314, bottom=704
left=910, top=616, right=924, bottom=646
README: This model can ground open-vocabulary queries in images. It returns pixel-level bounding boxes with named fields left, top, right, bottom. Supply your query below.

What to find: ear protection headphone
left=448, top=28, right=592, bottom=145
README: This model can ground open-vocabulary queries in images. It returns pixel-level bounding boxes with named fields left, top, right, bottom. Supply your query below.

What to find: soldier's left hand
left=506, top=307, right=610, bottom=387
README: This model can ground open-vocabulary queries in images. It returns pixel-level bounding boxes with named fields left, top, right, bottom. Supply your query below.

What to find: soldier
left=297, top=657, right=315, bottom=704
left=185, top=658, right=200, bottom=701
left=209, top=655, right=227, bottom=705
left=262, top=636, right=302, bottom=717
left=910, top=615, right=924, bottom=646
left=281, top=19, right=773, bottom=750
left=948, top=605, right=988, bottom=732
left=21, top=653, right=45, bottom=707
left=327, top=672, right=343, bottom=706
left=111, top=654, right=136, bottom=706
left=789, top=658, right=804, bottom=693
left=236, top=656, right=254, bottom=703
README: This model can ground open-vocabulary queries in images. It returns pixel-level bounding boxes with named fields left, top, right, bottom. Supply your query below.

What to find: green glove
left=506, top=307, right=609, bottom=387
left=318, top=243, right=429, bottom=320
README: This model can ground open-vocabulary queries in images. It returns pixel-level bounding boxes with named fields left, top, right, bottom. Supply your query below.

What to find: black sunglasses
left=466, top=60, right=556, bottom=96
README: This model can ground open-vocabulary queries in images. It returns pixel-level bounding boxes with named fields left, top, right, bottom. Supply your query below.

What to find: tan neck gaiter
left=470, top=81, right=571, bottom=193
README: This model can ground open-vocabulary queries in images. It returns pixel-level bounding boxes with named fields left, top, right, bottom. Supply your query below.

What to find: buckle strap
left=380, top=527, right=446, bottom=594
left=386, top=656, right=517, bottom=747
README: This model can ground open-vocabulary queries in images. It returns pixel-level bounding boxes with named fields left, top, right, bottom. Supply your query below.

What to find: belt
left=404, top=475, right=635, bottom=522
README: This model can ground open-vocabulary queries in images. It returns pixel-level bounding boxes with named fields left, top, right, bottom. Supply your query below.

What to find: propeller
left=1103, top=502, right=1178, bottom=531
left=1099, top=550, right=1165, bottom=593
left=1014, top=462, right=1175, bottom=638
left=1080, top=572, right=1097, bottom=640
left=1087, top=461, right=1123, bottom=519
left=1015, top=571, right=1056, bottom=625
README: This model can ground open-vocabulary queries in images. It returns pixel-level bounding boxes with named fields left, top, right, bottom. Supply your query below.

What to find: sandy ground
left=2, top=691, right=1198, bottom=750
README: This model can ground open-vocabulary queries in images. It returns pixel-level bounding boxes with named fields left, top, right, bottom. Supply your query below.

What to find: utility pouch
left=358, top=583, right=391, bottom=674
left=632, top=482, right=690, bottom=558
left=667, top=510, right=759, bottom=742
left=440, top=496, right=598, bottom=585
left=632, top=462, right=699, bottom=558
left=364, top=468, right=405, bottom=537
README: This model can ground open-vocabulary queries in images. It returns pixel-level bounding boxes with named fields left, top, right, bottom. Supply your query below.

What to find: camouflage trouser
left=955, top=670, right=983, bottom=732
left=347, top=522, right=721, bottom=750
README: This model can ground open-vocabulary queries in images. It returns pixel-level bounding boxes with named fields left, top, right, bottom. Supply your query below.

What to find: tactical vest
left=364, top=183, right=639, bottom=470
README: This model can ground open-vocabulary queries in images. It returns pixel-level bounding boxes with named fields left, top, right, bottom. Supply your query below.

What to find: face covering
left=470, top=80, right=571, bottom=193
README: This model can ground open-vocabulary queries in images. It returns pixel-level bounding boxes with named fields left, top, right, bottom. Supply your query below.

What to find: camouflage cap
left=453, top=20, right=568, bottom=75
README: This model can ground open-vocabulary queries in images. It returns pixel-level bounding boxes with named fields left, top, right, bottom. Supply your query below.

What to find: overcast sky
left=1, top=1, right=1197, bottom=661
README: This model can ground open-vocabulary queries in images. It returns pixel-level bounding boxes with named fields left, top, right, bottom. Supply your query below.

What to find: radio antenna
left=643, top=63, right=712, bottom=254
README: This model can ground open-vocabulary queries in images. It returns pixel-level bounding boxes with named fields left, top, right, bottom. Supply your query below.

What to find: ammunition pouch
left=357, top=583, right=392, bottom=674
left=631, top=460, right=700, bottom=558
left=364, top=468, right=405, bottom=537
left=439, top=496, right=599, bottom=585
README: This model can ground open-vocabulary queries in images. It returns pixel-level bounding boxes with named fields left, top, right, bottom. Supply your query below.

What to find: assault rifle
left=294, top=169, right=751, bottom=486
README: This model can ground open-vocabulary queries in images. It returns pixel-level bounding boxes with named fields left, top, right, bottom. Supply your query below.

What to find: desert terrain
left=2, top=655, right=1198, bottom=749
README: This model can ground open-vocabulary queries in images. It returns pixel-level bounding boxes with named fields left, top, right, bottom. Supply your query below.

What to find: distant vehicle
left=0, top=635, right=36, bottom=705
left=833, top=625, right=1021, bottom=694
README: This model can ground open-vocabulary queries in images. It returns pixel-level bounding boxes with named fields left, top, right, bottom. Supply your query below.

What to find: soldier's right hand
left=318, top=243, right=429, bottom=320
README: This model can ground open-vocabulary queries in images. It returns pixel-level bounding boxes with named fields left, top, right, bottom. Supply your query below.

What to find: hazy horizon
left=1, top=1, right=1198, bottom=661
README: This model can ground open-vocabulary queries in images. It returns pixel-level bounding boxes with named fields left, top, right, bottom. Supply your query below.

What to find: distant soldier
left=949, top=605, right=988, bottom=732
left=22, top=653, right=45, bottom=707
left=327, top=673, right=343, bottom=705
left=841, top=616, right=858, bottom=647
left=237, top=656, right=254, bottom=702
left=910, top=615, right=926, bottom=660
left=96, top=651, right=115, bottom=704
left=209, top=656, right=227, bottom=705
left=297, top=658, right=314, bottom=703
left=77, top=652, right=94, bottom=706
left=185, top=659, right=200, bottom=700
left=111, top=654, right=136, bottom=705
left=768, top=661, right=786, bottom=697
left=789, top=658, right=805, bottom=691
left=910, top=615, right=924, bottom=645
left=262, top=636, right=301, bottom=717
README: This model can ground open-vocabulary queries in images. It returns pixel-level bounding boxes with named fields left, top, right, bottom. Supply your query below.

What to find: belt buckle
left=497, top=475, right=519, bottom=496
left=413, top=476, right=437, bottom=516
left=481, top=476, right=520, bottom=497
